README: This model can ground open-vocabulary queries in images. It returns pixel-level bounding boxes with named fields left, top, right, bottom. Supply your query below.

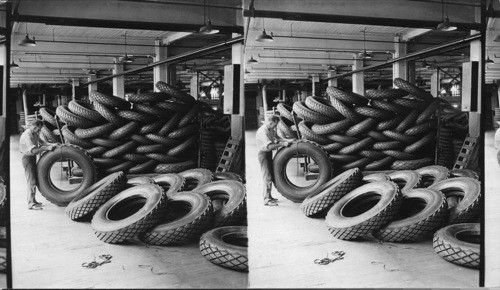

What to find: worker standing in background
left=19, top=120, right=56, bottom=210
left=256, top=115, right=293, bottom=206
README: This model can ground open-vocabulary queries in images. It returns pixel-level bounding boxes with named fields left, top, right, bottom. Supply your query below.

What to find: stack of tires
left=277, top=78, right=440, bottom=171
left=438, top=100, right=469, bottom=168
left=38, top=81, right=209, bottom=175
left=56, top=168, right=248, bottom=272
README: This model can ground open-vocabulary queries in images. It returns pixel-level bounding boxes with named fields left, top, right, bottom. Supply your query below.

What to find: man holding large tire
left=256, top=115, right=292, bottom=206
left=19, top=120, right=56, bottom=210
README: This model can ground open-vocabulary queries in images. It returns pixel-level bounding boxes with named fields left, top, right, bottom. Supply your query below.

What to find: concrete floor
left=9, top=135, right=247, bottom=289
left=246, top=130, right=478, bottom=288
left=484, top=130, right=500, bottom=287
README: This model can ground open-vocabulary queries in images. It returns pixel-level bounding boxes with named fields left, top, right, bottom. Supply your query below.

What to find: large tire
left=276, top=103, right=295, bottom=122
left=145, top=153, right=180, bottom=163
left=362, top=173, right=389, bottom=183
left=366, top=89, right=407, bottom=100
left=325, top=181, right=402, bottom=240
left=91, top=184, right=167, bottom=243
left=122, top=153, right=150, bottom=163
left=68, top=100, right=107, bottom=123
left=273, top=141, right=332, bottom=202
left=326, top=97, right=362, bottom=123
left=133, top=103, right=168, bottom=117
left=327, top=134, right=361, bottom=145
left=127, top=160, right=158, bottom=174
left=300, top=168, right=363, bottom=217
left=404, top=131, right=435, bottom=153
left=90, top=138, right=121, bottom=148
left=145, top=134, right=182, bottom=147
left=373, top=141, right=404, bottom=150
left=381, top=150, right=415, bottom=160
left=429, top=178, right=481, bottom=224
left=394, top=109, right=420, bottom=133
left=433, top=223, right=480, bottom=269
left=213, top=172, right=243, bottom=183
left=392, top=97, right=427, bottom=110
left=156, top=101, right=190, bottom=113
left=167, top=135, right=198, bottom=156
left=136, top=144, right=168, bottom=154
left=192, top=180, right=246, bottom=227
left=340, top=157, right=372, bottom=171
left=415, top=165, right=449, bottom=187
left=139, top=192, right=213, bottom=246
left=353, top=106, right=393, bottom=120
left=167, top=123, right=198, bottom=140
left=178, top=103, right=202, bottom=128
left=116, top=110, right=155, bottom=123
left=179, top=168, right=213, bottom=191
left=139, top=119, right=168, bottom=135
left=382, top=130, right=418, bottom=143
left=448, top=169, right=479, bottom=180
left=415, top=98, right=440, bottom=125
left=86, top=146, right=107, bottom=157
left=364, top=156, right=394, bottom=171
left=89, top=91, right=130, bottom=109
left=376, top=116, right=405, bottom=131
left=65, top=172, right=127, bottom=220
left=56, top=106, right=98, bottom=129
left=345, top=118, right=378, bottom=136
left=129, top=134, right=154, bottom=145
left=152, top=173, right=185, bottom=196
left=199, top=226, right=248, bottom=272
left=326, top=181, right=402, bottom=240
left=277, top=117, right=297, bottom=139
left=103, top=161, right=136, bottom=175
left=374, top=188, right=448, bottom=242
left=370, top=99, right=409, bottom=114
left=404, top=121, right=436, bottom=136
left=37, top=144, right=97, bottom=206
left=387, top=170, right=421, bottom=195
left=41, top=125, right=59, bottom=143
left=158, top=113, right=183, bottom=136
left=338, top=137, right=374, bottom=155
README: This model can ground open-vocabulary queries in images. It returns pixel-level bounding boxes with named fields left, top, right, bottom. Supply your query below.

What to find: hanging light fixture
left=255, top=18, right=273, bottom=42
left=359, top=28, right=372, bottom=59
left=486, top=55, right=494, bottom=63
left=18, top=23, right=36, bottom=46
left=437, top=0, right=457, bottom=31
left=10, top=59, right=19, bottom=68
left=246, top=55, right=258, bottom=63
left=199, top=0, right=219, bottom=34
left=122, top=33, right=133, bottom=63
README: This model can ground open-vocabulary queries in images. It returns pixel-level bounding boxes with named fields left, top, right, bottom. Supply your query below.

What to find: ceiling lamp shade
left=256, top=29, right=273, bottom=42
left=10, top=59, right=19, bottom=68
left=122, top=55, right=134, bottom=63
left=246, top=55, right=258, bottom=63
left=19, top=34, right=36, bottom=46
left=359, top=51, right=372, bottom=59
left=437, top=16, right=457, bottom=31
left=199, top=19, right=219, bottom=34
left=486, top=56, right=494, bottom=63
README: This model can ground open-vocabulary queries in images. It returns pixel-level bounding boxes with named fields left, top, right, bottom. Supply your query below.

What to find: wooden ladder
left=216, top=137, right=242, bottom=172
left=453, top=135, right=478, bottom=169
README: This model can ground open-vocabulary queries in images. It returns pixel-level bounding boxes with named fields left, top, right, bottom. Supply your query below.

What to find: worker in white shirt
left=256, top=115, right=293, bottom=206
left=19, top=120, right=56, bottom=210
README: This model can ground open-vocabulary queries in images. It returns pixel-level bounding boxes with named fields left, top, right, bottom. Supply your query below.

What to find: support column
left=113, top=59, right=125, bottom=98
left=262, top=84, right=268, bottom=119
left=190, top=73, right=199, bottom=99
left=407, top=62, right=416, bottom=84
left=327, top=71, right=337, bottom=87
left=468, top=30, right=482, bottom=138
left=393, top=36, right=408, bottom=81
left=71, top=79, right=76, bottom=101
left=430, top=69, right=440, bottom=98
left=88, top=74, right=98, bottom=96
left=22, top=90, right=28, bottom=125
left=353, top=58, right=364, bottom=95
left=154, top=39, right=168, bottom=91
left=311, top=75, right=319, bottom=96
left=167, top=63, right=177, bottom=86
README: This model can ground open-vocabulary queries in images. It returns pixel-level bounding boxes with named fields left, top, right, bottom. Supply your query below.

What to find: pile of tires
left=294, top=165, right=480, bottom=269
left=58, top=168, right=247, bottom=272
left=277, top=78, right=440, bottom=171
left=39, top=81, right=210, bottom=175
left=200, top=114, right=231, bottom=171
left=437, top=100, right=469, bottom=168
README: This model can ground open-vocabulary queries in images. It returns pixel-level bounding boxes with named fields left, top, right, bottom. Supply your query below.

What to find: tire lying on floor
left=91, top=184, right=167, bottom=244
left=140, top=192, right=213, bottom=246
left=192, top=180, right=246, bottom=227
left=325, top=181, right=402, bottom=240
left=273, top=141, right=332, bottom=202
left=65, top=171, right=128, bottom=221
left=428, top=177, right=481, bottom=224
left=300, top=168, right=363, bottom=217
left=199, top=226, right=248, bottom=272
left=178, top=168, right=213, bottom=191
left=374, top=188, right=448, bottom=242
left=433, top=223, right=480, bottom=269
left=213, top=172, right=243, bottom=183
left=37, top=144, right=97, bottom=206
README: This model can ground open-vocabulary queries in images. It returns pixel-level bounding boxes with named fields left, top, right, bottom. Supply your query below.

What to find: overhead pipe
left=323, top=33, right=480, bottom=82
left=83, top=36, right=243, bottom=85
